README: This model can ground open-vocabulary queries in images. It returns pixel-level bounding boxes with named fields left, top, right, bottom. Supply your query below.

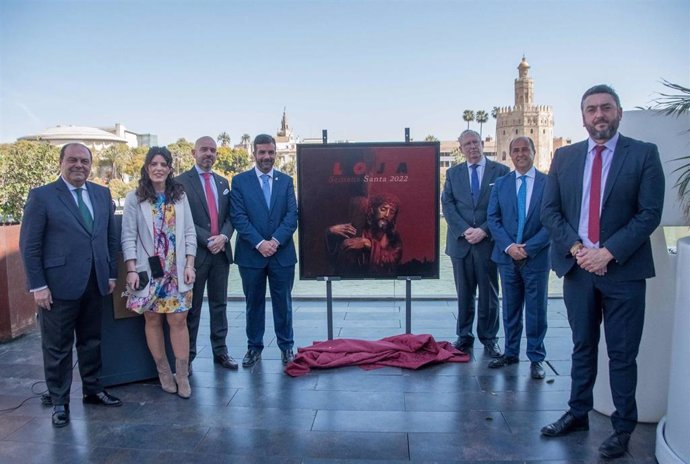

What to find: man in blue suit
left=20, top=143, right=122, bottom=428
left=442, top=129, right=510, bottom=357
left=487, top=136, right=550, bottom=379
left=230, top=134, right=298, bottom=367
left=540, top=85, right=664, bottom=459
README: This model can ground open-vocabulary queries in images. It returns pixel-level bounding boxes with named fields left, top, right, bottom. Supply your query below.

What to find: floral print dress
left=128, top=193, right=192, bottom=314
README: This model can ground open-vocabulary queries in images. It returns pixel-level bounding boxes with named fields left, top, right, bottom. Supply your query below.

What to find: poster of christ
left=297, top=142, right=440, bottom=280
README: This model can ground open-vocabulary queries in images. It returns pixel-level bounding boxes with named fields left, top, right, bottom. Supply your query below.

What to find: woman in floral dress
left=121, top=147, right=196, bottom=398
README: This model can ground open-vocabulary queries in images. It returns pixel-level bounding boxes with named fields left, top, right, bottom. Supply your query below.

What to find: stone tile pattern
left=0, top=298, right=657, bottom=463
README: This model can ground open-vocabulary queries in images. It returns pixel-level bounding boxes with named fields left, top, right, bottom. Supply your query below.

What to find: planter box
left=0, top=224, right=36, bottom=342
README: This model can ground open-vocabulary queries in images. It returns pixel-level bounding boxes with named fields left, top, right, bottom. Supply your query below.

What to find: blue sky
left=1, top=0, right=688, bottom=145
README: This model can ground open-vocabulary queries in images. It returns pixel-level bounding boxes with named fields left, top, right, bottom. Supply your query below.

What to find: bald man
left=177, top=136, right=236, bottom=371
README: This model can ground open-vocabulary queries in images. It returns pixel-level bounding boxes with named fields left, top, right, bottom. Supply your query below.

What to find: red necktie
left=588, top=145, right=605, bottom=244
left=202, top=172, right=219, bottom=236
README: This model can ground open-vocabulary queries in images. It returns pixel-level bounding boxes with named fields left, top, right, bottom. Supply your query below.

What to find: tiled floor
left=0, top=298, right=658, bottom=463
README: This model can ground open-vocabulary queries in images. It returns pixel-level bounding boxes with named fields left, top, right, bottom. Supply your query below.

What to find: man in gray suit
left=540, top=85, right=664, bottom=459
left=442, top=129, right=509, bottom=357
left=177, top=136, right=236, bottom=371
left=20, top=143, right=122, bottom=428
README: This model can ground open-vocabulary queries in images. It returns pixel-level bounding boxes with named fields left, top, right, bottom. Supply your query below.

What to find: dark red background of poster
left=297, top=142, right=439, bottom=279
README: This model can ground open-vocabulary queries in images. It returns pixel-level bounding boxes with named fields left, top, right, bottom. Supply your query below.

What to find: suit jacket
left=120, top=191, right=197, bottom=295
left=540, top=134, right=664, bottom=280
left=230, top=169, right=298, bottom=268
left=177, top=168, right=234, bottom=265
left=20, top=178, right=118, bottom=300
left=487, top=170, right=550, bottom=272
left=442, top=158, right=510, bottom=258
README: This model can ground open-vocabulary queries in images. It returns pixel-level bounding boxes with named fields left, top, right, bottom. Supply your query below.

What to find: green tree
left=0, top=141, right=60, bottom=222
left=491, top=106, right=499, bottom=119
left=476, top=110, right=489, bottom=137
left=98, top=143, right=132, bottom=181
left=215, top=146, right=252, bottom=179
left=122, top=146, right=148, bottom=179
left=241, top=133, right=251, bottom=144
left=424, top=135, right=439, bottom=142
left=217, top=132, right=231, bottom=148
left=462, top=110, right=475, bottom=130
left=652, top=80, right=690, bottom=217
left=166, top=138, right=195, bottom=175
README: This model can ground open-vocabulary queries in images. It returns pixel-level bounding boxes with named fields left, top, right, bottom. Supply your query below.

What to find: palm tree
left=217, top=132, right=231, bottom=148
left=424, top=135, right=438, bottom=142
left=491, top=106, right=499, bottom=119
left=462, top=110, right=475, bottom=130
left=652, top=80, right=690, bottom=217
left=476, top=110, right=489, bottom=137
left=241, top=133, right=251, bottom=145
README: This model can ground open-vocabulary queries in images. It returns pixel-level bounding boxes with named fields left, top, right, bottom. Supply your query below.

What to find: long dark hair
left=135, top=146, right=185, bottom=204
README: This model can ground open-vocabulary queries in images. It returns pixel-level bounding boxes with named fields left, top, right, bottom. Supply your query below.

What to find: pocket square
left=223, top=189, right=230, bottom=195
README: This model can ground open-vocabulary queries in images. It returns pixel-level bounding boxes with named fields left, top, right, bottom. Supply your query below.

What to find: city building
left=495, top=56, right=554, bottom=172
left=18, top=123, right=156, bottom=150
left=275, top=108, right=298, bottom=169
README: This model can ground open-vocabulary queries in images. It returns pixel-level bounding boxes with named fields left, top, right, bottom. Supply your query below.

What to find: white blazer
left=121, top=190, right=197, bottom=296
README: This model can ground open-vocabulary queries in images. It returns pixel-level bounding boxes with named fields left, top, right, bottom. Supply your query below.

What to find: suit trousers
left=239, top=264, right=294, bottom=352
left=451, top=241, right=500, bottom=346
left=563, top=266, right=645, bottom=433
left=497, top=261, right=548, bottom=361
left=188, top=251, right=230, bottom=361
left=38, top=269, right=104, bottom=405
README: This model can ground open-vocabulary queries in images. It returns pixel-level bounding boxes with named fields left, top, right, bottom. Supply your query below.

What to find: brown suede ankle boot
left=155, top=358, right=176, bottom=394
left=175, top=359, right=191, bottom=399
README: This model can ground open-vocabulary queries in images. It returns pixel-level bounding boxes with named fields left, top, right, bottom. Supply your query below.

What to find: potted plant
left=0, top=141, right=59, bottom=341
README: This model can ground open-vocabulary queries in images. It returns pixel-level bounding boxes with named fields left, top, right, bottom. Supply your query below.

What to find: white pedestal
left=593, top=227, right=676, bottom=422
left=656, top=237, right=690, bottom=463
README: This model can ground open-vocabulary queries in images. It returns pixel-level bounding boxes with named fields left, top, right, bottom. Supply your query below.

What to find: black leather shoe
left=242, top=349, right=262, bottom=368
left=281, top=349, right=295, bottom=365
left=52, top=404, right=69, bottom=428
left=488, top=355, right=519, bottom=368
left=453, top=338, right=473, bottom=353
left=214, top=353, right=239, bottom=370
left=599, top=431, right=631, bottom=459
left=82, top=391, right=122, bottom=407
left=484, top=342, right=502, bottom=358
left=530, top=361, right=546, bottom=379
left=541, top=412, right=589, bottom=436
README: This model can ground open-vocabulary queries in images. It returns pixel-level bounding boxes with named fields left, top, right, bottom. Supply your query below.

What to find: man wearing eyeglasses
left=442, top=130, right=509, bottom=357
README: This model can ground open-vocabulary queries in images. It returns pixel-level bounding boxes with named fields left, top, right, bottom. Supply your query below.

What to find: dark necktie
left=588, top=145, right=605, bottom=244
left=261, top=174, right=271, bottom=208
left=470, top=164, right=480, bottom=206
left=202, top=172, right=219, bottom=235
left=516, top=175, right=527, bottom=243
left=75, top=188, right=93, bottom=232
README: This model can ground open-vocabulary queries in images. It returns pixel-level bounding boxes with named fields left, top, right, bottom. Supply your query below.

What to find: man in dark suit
left=20, top=143, right=122, bottom=428
left=487, top=136, right=550, bottom=379
left=177, top=136, right=237, bottom=371
left=442, top=129, right=510, bottom=357
left=230, top=134, right=298, bottom=367
left=540, top=85, right=664, bottom=459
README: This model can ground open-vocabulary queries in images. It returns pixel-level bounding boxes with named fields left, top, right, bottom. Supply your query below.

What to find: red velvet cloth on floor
left=285, top=333, right=470, bottom=377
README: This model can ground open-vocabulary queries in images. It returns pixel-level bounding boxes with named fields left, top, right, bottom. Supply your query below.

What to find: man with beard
left=230, top=134, right=298, bottom=367
left=177, top=136, right=236, bottom=372
left=540, top=85, right=664, bottom=459
left=442, top=130, right=509, bottom=357
left=327, top=193, right=403, bottom=277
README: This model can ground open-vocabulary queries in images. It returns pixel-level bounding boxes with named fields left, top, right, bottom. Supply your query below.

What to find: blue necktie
left=470, top=164, right=480, bottom=206
left=516, top=175, right=527, bottom=244
left=261, top=174, right=271, bottom=208
left=75, top=188, right=93, bottom=232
